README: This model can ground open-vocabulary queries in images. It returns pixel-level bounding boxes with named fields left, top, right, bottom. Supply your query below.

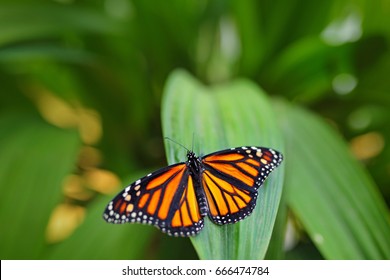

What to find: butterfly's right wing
left=201, top=147, right=283, bottom=225
left=103, top=163, right=204, bottom=236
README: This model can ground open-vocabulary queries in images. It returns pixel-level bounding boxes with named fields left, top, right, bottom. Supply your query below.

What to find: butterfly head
left=186, top=150, right=196, bottom=159
left=186, top=150, right=202, bottom=173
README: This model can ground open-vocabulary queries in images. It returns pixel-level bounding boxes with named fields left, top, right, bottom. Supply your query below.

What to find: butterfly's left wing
left=103, top=163, right=204, bottom=236
left=200, top=146, right=283, bottom=225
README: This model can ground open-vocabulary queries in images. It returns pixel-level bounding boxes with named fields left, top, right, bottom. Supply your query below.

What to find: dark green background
left=0, top=0, right=389, bottom=259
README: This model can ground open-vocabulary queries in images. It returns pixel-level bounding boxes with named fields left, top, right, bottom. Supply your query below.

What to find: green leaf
left=265, top=192, right=288, bottom=259
left=0, top=45, right=95, bottom=64
left=0, top=3, right=119, bottom=46
left=0, top=113, right=80, bottom=259
left=276, top=100, right=390, bottom=259
left=161, top=70, right=285, bottom=259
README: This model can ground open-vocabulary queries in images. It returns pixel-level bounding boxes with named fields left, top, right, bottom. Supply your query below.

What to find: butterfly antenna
left=191, top=133, right=195, bottom=152
left=164, top=137, right=190, bottom=152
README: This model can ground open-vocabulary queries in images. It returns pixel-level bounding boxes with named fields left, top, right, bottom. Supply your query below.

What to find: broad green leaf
left=161, top=70, right=285, bottom=259
left=0, top=114, right=80, bottom=259
left=276, top=101, right=390, bottom=259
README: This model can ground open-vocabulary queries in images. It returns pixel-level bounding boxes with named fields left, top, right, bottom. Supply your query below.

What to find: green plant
left=161, top=70, right=390, bottom=259
left=162, top=70, right=284, bottom=259
left=0, top=0, right=389, bottom=260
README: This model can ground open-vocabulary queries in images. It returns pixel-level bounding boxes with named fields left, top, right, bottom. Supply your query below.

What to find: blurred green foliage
left=0, top=0, right=389, bottom=259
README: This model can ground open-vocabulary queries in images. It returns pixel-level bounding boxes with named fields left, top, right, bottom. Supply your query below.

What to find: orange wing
left=103, top=163, right=204, bottom=236
left=201, top=147, right=282, bottom=225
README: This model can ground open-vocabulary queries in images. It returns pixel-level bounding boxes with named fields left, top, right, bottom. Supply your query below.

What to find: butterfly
left=103, top=146, right=283, bottom=237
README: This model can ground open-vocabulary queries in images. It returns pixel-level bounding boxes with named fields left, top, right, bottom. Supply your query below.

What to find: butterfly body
left=185, top=151, right=209, bottom=217
left=103, top=146, right=283, bottom=237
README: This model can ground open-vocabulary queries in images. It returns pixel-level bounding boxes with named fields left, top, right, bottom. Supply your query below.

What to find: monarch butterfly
left=103, top=146, right=283, bottom=237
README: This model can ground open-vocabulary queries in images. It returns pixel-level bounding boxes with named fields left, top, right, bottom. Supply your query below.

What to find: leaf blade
left=161, top=70, right=284, bottom=259
left=0, top=114, right=80, bottom=259
left=277, top=101, right=390, bottom=259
